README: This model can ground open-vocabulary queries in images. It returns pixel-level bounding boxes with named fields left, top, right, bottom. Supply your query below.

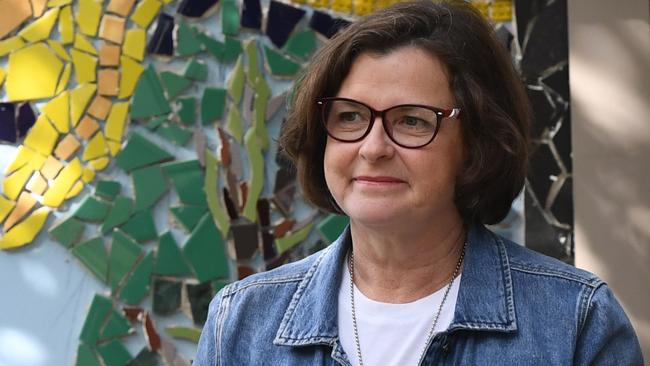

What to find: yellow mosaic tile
left=65, top=180, right=84, bottom=199
left=19, top=7, right=59, bottom=42
left=307, top=0, right=329, bottom=9
left=107, top=0, right=136, bottom=17
left=0, top=68, right=5, bottom=86
left=0, top=207, right=50, bottom=250
left=42, top=158, right=82, bottom=207
left=4, top=146, right=45, bottom=175
left=118, top=55, right=144, bottom=98
left=0, top=196, right=14, bottom=224
left=81, top=167, right=96, bottom=183
left=6, top=43, right=64, bottom=101
left=70, top=83, right=97, bottom=126
left=99, top=14, right=126, bottom=44
left=58, top=6, right=74, bottom=44
left=98, top=69, right=120, bottom=96
left=99, top=43, right=121, bottom=66
left=353, top=0, right=373, bottom=15
left=89, top=157, right=109, bottom=171
left=491, top=1, right=512, bottom=22
left=0, top=36, right=26, bottom=57
left=31, top=0, right=48, bottom=17
left=73, top=33, right=98, bottom=55
left=54, top=134, right=81, bottom=160
left=3, top=164, right=33, bottom=201
left=122, top=28, right=145, bottom=61
left=76, top=115, right=100, bottom=140
left=47, top=0, right=72, bottom=6
left=3, top=192, right=38, bottom=232
left=56, top=63, right=72, bottom=94
left=41, top=155, right=63, bottom=180
left=76, top=0, right=103, bottom=36
left=87, top=95, right=112, bottom=120
left=105, top=102, right=129, bottom=142
left=131, top=0, right=161, bottom=29
left=71, top=49, right=97, bottom=83
left=42, top=91, right=70, bottom=133
left=82, top=131, right=109, bottom=161
left=47, top=40, right=71, bottom=61
left=24, top=114, right=59, bottom=156
left=107, top=140, right=121, bottom=156
left=0, top=0, right=31, bottom=40
left=332, top=0, right=352, bottom=13
left=26, top=172, right=48, bottom=195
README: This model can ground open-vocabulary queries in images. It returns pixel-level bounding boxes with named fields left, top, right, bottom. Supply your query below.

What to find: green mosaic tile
left=317, top=214, right=349, bottom=244
left=100, top=309, right=132, bottom=340
left=72, top=237, right=109, bottom=283
left=165, top=326, right=201, bottom=343
left=144, top=116, right=165, bottom=131
left=129, top=348, right=158, bottom=366
left=133, top=166, right=167, bottom=211
left=177, top=97, right=195, bottom=125
left=49, top=216, right=84, bottom=248
left=119, top=251, right=153, bottom=305
left=74, top=195, right=111, bottom=222
left=79, top=294, right=112, bottom=344
left=186, top=282, right=213, bottom=324
left=95, top=180, right=121, bottom=201
left=182, top=213, right=229, bottom=282
left=101, top=196, right=133, bottom=235
left=115, top=132, right=174, bottom=172
left=264, top=46, right=300, bottom=77
left=244, top=40, right=260, bottom=84
left=223, top=37, right=242, bottom=63
left=198, top=33, right=225, bottom=60
left=108, top=230, right=142, bottom=291
left=154, top=231, right=192, bottom=276
left=130, top=65, right=171, bottom=119
left=156, top=123, right=193, bottom=145
left=153, top=278, right=182, bottom=315
left=183, top=59, right=207, bottom=81
left=160, top=71, right=192, bottom=100
left=98, top=340, right=133, bottom=366
left=227, top=56, right=245, bottom=105
left=170, top=206, right=207, bottom=232
left=225, top=104, right=243, bottom=143
left=176, top=22, right=202, bottom=56
left=76, top=344, right=102, bottom=366
left=252, top=77, right=271, bottom=150
left=163, top=160, right=207, bottom=206
left=242, top=129, right=264, bottom=222
left=276, top=223, right=314, bottom=255
left=212, top=279, right=229, bottom=293
left=221, top=0, right=239, bottom=35
left=201, top=87, right=226, bottom=124
left=121, top=211, right=157, bottom=242
left=283, top=29, right=316, bottom=61
left=205, top=150, right=230, bottom=236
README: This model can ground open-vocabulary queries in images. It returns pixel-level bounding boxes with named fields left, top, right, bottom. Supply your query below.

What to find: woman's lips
left=353, top=176, right=406, bottom=184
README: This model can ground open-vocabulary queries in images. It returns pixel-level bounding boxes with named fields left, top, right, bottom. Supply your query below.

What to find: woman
left=196, top=1, right=643, bottom=365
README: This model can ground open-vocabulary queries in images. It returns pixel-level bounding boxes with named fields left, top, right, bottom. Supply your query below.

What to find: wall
left=568, top=0, right=650, bottom=361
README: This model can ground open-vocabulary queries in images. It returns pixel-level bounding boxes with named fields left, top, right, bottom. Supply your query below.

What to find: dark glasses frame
left=316, top=97, right=461, bottom=149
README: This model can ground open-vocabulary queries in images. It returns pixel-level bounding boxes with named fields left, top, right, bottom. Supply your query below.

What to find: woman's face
left=323, top=46, right=464, bottom=229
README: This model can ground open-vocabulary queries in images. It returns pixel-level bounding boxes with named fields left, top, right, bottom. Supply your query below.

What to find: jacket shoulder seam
left=509, top=262, right=602, bottom=287
left=223, top=274, right=307, bottom=297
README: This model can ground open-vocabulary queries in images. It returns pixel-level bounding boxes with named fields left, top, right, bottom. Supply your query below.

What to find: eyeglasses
left=316, top=97, right=461, bottom=149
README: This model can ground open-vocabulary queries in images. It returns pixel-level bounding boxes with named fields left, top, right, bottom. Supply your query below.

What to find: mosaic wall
left=0, top=0, right=571, bottom=364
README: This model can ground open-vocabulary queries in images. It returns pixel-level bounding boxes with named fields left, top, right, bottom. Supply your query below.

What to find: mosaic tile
left=3, top=165, right=33, bottom=201
left=237, top=265, right=255, bottom=280
left=169, top=206, right=206, bottom=233
left=0, top=0, right=31, bottom=39
left=231, top=221, right=259, bottom=260
left=30, top=0, right=46, bottom=16
left=309, top=10, right=350, bottom=38
left=194, top=129, right=206, bottom=166
left=244, top=40, right=260, bottom=85
left=24, top=115, right=58, bottom=156
left=242, top=129, right=264, bottom=222
left=70, top=83, right=97, bottom=127
left=275, top=222, right=314, bottom=254
left=76, top=116, right=100, bottom=140
left=115, top=132, right=174, bottom=172
left=225, top=37, right=243, bottom=63
left=217, top=128, right=231, bottom=166
left=184, top=59, right=207, bottom=81
left=265, top=91, right=287, bottom=120
left=74, top=33, right=98, bottom=55
left=274, top=219, right=295, bottom=238
left=0, top=68, right=5, bottom=87
left=122, top=306, right=143, bottom=323
left=221, top=0, right=239, bottom=36
left=100, top=14, right=126, bottom=44
left=75, top=195, right=111, bottom=222
left=0, top=103, right=16, bottom=143
left=82, top=166, right=96, bottom=184
left=65, top=180, right=85, bottom=199
left=176, top=97, right=195, bottom=125
left=98, top=69, right=120, bottom=96
left=47, top=39, right=71, bottom=61
left=79, top=294, right=112, bottom=344
left=5, top=146, right=44, bottom=175
left=3, top=191, right=37, bottom=231
left=332, top=0, right=352, bottom=13
left=241, top=0, right=262, bottom=29
left=183, top=213, right=229, bottom=282
left=225, top=104, right=243, bottom=143
left=88, top=95, right=113, bottom=120
left=129, top=348, right=158, bottom=366
left=107, top=140, right=121, bottom=156
left=0, top=37, right=25, bottom=58
left=264, top=45, right=301, bottom=77
left=123, top=28, right=146, bottom=61
left=16, top=103, right=36, bottom=138
left=83, top=131, right=110, bottom=161
left=0, top=196, right=14, bottom=224
left=156, top=123, right=193, bottom=145
left=197, top=32, right=224, bottom=60
left=26, top=172, right=48, bottom=195
left=58, top=5, right=74, bottom=44
left=42, top=92, right=70, bottom=134
left=130, top=65, right=171, bottom=119
left=226, top=56, right=245, bottom=105
left=99, top=43, right=120, bottom=66
left=56, top=65, right=72, bottom=94
left=89, top=157, right=110, bottom=171
left=41, top=155, right=63, bottom=180
left=98, top=340, right=133, bottom=366
left=121, top=210, right=157, bottom=242
left=54, top=134, right=81, bottom=161
left=132, top=166, right=167, bottom=211
left=48, top=216, right=84, bottom=248
left=163, top=160, right=206, bottom=206
left=71, top=49, right=98, bottom=83
left=0, top=207, right=50, bottom=250
left=6, top=43, right=64, bottom=101
left=18, top=7, right=59, bottom=42
left=47, top=0, right=72, bottom=7
left=154, top=231, right=192, bottom=275
left=75, top=344, right=101, bottom=366
left=160, top=71, right=192, bottom=100
left=266, top=1, right=306, bottom=48
left=105, top=102, right=129, bottom=142
left=109, top=230, right=142, bottom=291
left=107, top=0, right=136, bottom=17
left=76, top=0, right=102, bottom=36
left=42, top=158, right=83, bottom=207
left=147, top=13, right=174, bottom=56
left=131, top=0, right=162, bottom=29
left=317, top=214, right=348, bottom=243
left=118, top=55, right=145, bottom=99
left=119, top=251, right=153, bottom=305
left=201, top=87, right=226, bottom=124
left=100, top=309, right=132, bottom=339
left=143, top=311, right=161, bottom=351
left=204, top=150, right=230, bottom=236
left=153, top=278, right=181, bottom=315
left=100, top=196, right=133, bottom=234
left=186, top=282, right=212, bottom=324
left=72, top=237, right=109, bottom=282
left=176, top=22, right=202, bottom=56
left=177, top=0, right=219, bottom=18
left=165, top=326, right=202, bottom=343
left=95, top=180, right=121, bottom=201
left=284, top=29, right=316, bottom=60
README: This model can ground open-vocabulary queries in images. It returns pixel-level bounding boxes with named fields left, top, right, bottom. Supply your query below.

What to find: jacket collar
left=274, top=225, right=517, bottom=347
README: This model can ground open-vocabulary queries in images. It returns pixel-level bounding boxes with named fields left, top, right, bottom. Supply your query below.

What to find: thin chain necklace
left=347, top=242, right=466, bottom=366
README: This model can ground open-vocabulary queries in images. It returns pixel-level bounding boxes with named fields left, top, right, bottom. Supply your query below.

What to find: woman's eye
left=339, top=112, right=361, bottom=122
left=401, top=116, right=426, bottom=128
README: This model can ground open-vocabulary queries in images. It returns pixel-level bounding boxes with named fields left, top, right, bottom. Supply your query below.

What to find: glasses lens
left=385, top=106, right=439, bottom=147
left=324, top=100, right=371, bottom=141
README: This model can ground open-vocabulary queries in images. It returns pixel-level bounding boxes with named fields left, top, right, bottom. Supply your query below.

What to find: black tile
left=127, top=348, right=159, bottom=366
left=513, top=0, right=546, bottom=51
left=550, top=177, right=573, bottom=226
left=147, top=13, right=175, bottom=56
left=177, top=0, right=219, bottom=18
left=241, top=0, right=262, bottom=30
left=186, top=282, right=213, bottom=325
left=524, top=189, right=572, bottom=263
left=519, top=0, right=568, bottom=79
left=152, top=278, right=182, bottom=315
left=256, top=198, right=270, bottom=227
left=262, top=230, right=275, bottom=261
left=231, top=221, right=259, bottom=260
left=309, top=10, right=350, bottom=39
left=223, top=187, right=239, bottom=220
left=0, top=103, right=16, bottom=143
left=541, top=64, right=570, bottom=102
left=528, top=142, right=560, bottom=205
left=526, top=86, right=557, bottom=138
left=552, top=114, right=572, bottom=171
left=16, top=103, right=36, bottom=138
left=274, top=165, right=296, bottom=194
left=265, top=0, right=306, bottom=48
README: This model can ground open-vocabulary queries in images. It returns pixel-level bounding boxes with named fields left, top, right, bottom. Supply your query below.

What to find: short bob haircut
left=279, top=0, right=531, bottom=225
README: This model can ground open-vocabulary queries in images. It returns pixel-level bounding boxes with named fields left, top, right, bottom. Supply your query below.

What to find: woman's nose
left=358, top=117, right=396, bottom=162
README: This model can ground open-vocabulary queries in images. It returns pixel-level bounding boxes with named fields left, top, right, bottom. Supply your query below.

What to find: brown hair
left=279, top=0, right=531, bottom=225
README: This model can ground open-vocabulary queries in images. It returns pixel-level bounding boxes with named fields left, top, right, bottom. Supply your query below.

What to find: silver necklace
left=348, top=242, right=466, bottom=366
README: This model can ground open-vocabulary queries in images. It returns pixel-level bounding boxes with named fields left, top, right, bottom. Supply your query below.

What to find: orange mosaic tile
left=99, top=14, right=126, bottom=44
left=54, top=134, right=81, bottom=160
left=41, top=155, right=64, bottom=180
left=3, top=191, right=37, bottom=232
left=76, top=115, right=101, bottom=140
left=99, top=43, right=121, bottom=66
left=87, top=95, right=113, bottom=120
left=107, top=0, right=136, bottom=17
left=98, top=69, right=120, bottom=96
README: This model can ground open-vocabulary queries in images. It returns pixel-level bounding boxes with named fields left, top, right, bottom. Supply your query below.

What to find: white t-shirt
left=337, top=256, right=461, bottom=366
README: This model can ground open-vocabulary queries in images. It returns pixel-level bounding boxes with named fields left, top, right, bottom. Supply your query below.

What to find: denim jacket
left=195, top=225, right=643, bottom=365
